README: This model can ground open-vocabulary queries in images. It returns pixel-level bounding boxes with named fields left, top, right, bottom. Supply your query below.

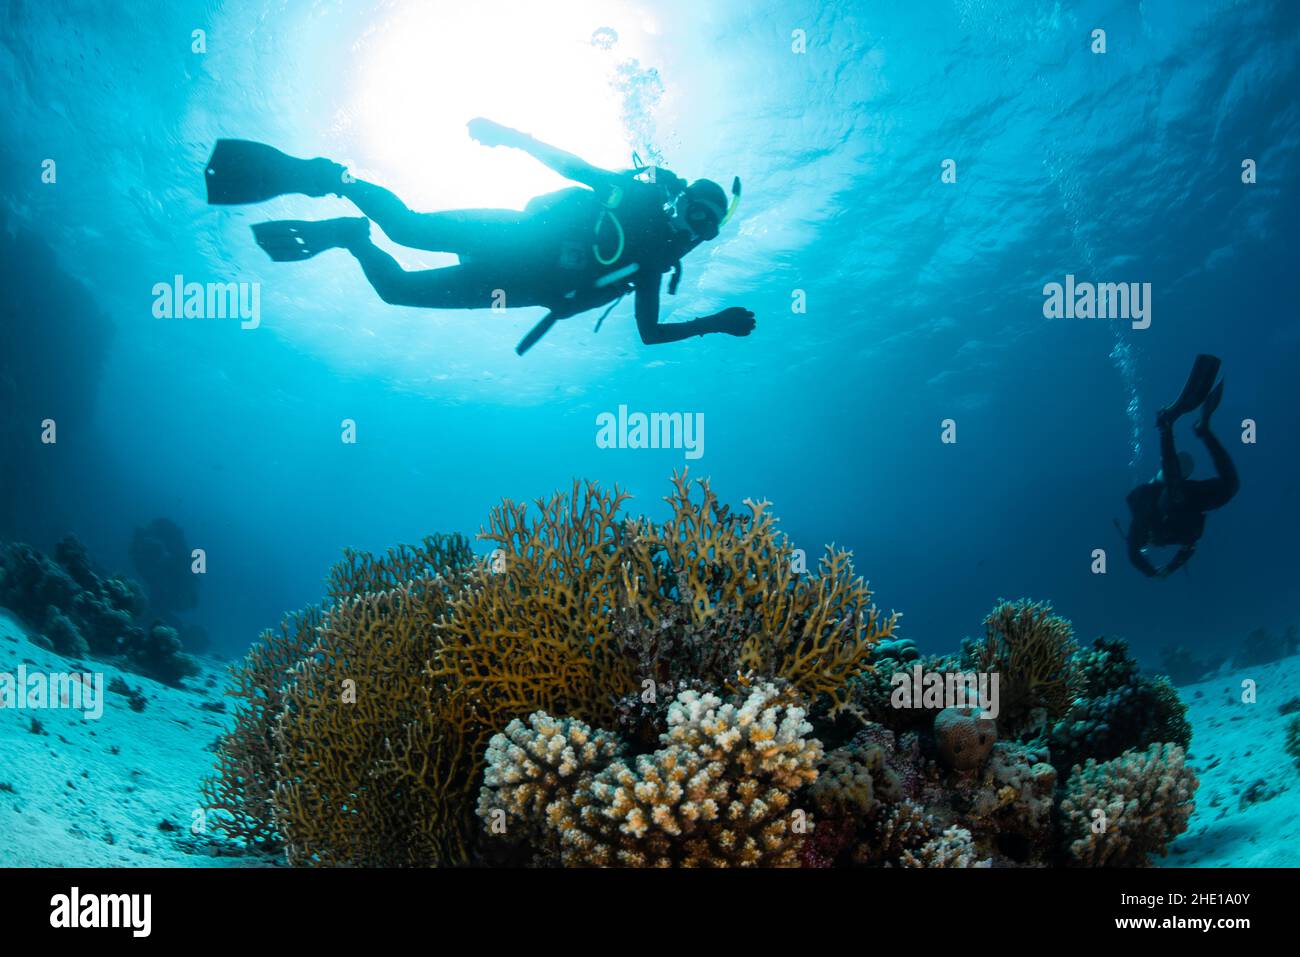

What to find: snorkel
left=721, top=175, right=742, bottom=226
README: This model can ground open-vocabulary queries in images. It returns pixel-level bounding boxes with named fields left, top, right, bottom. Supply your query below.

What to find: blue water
left=2, top=0, right=1297, bottom=666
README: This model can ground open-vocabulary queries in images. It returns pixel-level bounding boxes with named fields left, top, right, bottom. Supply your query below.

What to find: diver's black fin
left=205, top=139, right=344, bottom=205
left=251, top=218, right=366, bottom=262
left=1197, top=378, right=1224, bottom=430
left=1164, top=354, right=1222, bottom=421
left=516, top=311, right=559, bottom=356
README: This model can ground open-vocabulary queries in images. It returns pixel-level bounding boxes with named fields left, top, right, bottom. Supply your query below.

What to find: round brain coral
left=934, top=706, right=998, bottom=771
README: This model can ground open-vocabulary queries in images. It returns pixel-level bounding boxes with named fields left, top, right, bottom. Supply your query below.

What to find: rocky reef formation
left=206, top=474, right=1197, bottom=868
left=0, top=536, right=197, bottom=685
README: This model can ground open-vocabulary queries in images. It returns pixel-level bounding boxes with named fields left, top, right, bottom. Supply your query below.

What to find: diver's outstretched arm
left=1162, top=544, right=1196, bottom=577
left=1126, top=518, right=1160, bottom=577
left=468, top=118, right=617, bottom=192
left=633, top=280, right=756, bottom=345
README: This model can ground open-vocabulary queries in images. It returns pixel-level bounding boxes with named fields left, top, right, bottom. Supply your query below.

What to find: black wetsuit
left=1125, top=420, right=1239, bottom=576
left=339, top=175, right=689, bottom=314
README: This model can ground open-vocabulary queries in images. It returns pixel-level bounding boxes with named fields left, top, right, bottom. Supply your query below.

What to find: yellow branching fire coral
left=202, top=605, right=324, bottom=849
left=432, top=479, right=642, bottom=733
left=205, top=534, right=477, bottom=863
left=615, top=472, right=898, bottom=711
left=974, top=598, right=1081, bottom=735
left=478, top=682, right=824, bottom=867
left=272, top=578, right=471, bottom=866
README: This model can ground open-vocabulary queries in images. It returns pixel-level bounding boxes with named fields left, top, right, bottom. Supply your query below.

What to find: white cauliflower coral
left=477, top=683, right=824, bottom=866
left=663, top=685, right=824, bottom=790
left=1059, top=743, right=1198, bottom=867
left=475, top=711, right=625, bottom=844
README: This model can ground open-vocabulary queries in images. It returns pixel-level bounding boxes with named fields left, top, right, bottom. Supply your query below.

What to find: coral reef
left=1058, top=744, right=1198, bottom=867
left=838, top=650, right=955, bottom=736
left=209, top=472, right=895, bottom=867
left=0, top=537, right=197, bottom=685
left=810, top=729, right=904, bottom=818
left=205, top=476, right=1198, bottom=869
left=958, top=741, right=1056, bottom=864
left=933, top=706, right=997, bottom=771
left=900, top=826, right=980, bottom=867
left=201, top=606, right=324, bottom=850
left=479, top=682, right=822, bottom=866
left=126, top=623, right=199, bottom=686
left=1048, top=637, right=1191, bottom=777
left=475, top=711, right=625, bottom=857
left=968, top=599, right=1080, bottom=738
left=267, top=536, right=478, bottom=866
left=600, top=473, right=898, bottom=712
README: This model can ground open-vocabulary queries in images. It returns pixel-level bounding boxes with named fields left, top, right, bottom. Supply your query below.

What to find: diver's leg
left=348, top=238, right=507, bottom=309
left=341, top=179, right=530, bottom=255
left=1191, top=429, right=1240, bottom=510
left=1158, top=420, right=1185, bottom=486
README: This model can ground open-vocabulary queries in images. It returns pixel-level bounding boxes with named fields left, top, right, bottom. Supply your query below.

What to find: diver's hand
left=705, top=307, right=756, bottom=337
left=468, top=118, right=527, bottom=149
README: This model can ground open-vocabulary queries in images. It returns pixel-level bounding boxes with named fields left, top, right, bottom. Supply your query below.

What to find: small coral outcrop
left=900, top=825, right=980, bottom=868
left=1284, top=716, right=1300, bottom=770
left=478, top=683, right=823, bottom=867
left=969, top=598, right=1080, bottom=737
left=1059, top=743, right=1198, bottom=867
left=0, top=537, right=197, bottom=685
left=475, top=712, right=625, bottom=853
left=933, top=706, right=997, bottom=771
left=1049, top=636, right=1191, bottom=776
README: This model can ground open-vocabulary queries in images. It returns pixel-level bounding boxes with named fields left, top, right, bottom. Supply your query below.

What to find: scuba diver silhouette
left=1122, top=354, right=1239, bottom=578
left=204, top=119, right=754, bottom=355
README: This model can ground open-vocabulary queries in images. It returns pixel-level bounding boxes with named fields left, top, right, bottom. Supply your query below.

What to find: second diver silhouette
left=1121, top=354, right=1240, bottom=578
left=204, top=119, right=755, bottom=355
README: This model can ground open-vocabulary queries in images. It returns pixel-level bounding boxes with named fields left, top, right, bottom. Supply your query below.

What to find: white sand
left=0, top=611, right=266, bottom=867
left=1162, top=652, right=1300, bottom=867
